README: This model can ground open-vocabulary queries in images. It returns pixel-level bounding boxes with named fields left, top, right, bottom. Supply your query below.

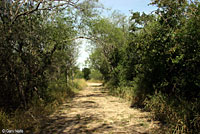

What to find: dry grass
left=73, top=79, right=87, bottom=90
left=39, top=83, right=161, bottom=134
left=0, top=79, right=87, bottom=133
left=87, top=79, right=103, bottom=83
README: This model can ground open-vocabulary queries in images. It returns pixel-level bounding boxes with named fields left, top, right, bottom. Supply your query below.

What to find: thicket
left=0, top=0, right=98, bottom=131
left=89, top=69, right=103, bottom=81
left=88, top=0, right=200, bottom=133
left=1, top=0, right=200, bottom=133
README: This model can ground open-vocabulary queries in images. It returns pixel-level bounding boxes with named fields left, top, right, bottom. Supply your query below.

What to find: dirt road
left=39, top=83, right=161, bottom=134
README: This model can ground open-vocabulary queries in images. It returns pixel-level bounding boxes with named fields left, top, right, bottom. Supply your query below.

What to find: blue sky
left=77, top=0, right=157, bottom=69
left=100, top=0, right=156, bottom=15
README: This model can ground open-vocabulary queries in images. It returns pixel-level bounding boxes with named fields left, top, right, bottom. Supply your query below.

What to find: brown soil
left=38, top=83, right=162, bottom=134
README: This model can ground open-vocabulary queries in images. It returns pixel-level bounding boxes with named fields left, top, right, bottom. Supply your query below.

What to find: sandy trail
left=39, top=83, right=161, bottom=134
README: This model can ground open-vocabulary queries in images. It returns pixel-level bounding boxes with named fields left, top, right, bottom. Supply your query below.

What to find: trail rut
left=39, top=83, right=161, bottom=134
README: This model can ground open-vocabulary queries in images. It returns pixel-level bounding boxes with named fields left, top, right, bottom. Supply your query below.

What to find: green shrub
left=108, top=86, right=134, bottom=102
left=89, top=69, right=103, bottom=80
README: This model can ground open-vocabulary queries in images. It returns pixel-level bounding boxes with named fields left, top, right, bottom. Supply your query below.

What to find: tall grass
left=107, top=82, right=200, bottom=134
left=0, top=99, right=57, bottom=133
left=144, top=92, right=200, bottom=134
left=108, top=86, right=134, bottom=102
left=0, top=79, right=87, bottom=133
left=73, top=78, right=87, bottom=90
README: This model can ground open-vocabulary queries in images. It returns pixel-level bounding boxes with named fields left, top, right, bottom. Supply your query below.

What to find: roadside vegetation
left=0, top=79, right=86, bottom=132
left=88, top=0, right=200, bottom=133
left=0, top=0, right=96, bottom=132
left=1, top=0, right=200, bottom=133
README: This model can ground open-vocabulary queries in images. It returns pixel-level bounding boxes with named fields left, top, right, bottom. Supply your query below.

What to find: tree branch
left=14, top=0, right=26, bottom=19
left=12, top=1, right=42, bottom=24
left=11, top=0, right=82, bottom=24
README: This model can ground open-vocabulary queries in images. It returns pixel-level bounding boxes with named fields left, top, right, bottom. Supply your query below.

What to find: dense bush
left=0, top=0, right=98, bottom=131
left=0, top=78, right=86, bottom=132
left=88, top=0, right=200, bottom=133
left=0, top=2, right=77, bottom=110
left=89, top=69, right=103, bottom=81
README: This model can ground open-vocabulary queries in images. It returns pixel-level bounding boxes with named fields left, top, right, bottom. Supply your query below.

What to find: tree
left=0, top=0, right=100, bottom=110
left=82, top=68, right=91, bottom=80
left=88, top=13, right=128, bottom=85
left=87, top=1, right=200, bottom=132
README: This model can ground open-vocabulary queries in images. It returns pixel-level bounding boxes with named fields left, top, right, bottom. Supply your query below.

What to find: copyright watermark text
left=2, top=129, right=23, bottom=134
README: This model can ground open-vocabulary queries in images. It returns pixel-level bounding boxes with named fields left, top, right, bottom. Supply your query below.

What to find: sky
left=100, top=0, right=156, bottom=15
left=77, top=0, right=157, bottom=69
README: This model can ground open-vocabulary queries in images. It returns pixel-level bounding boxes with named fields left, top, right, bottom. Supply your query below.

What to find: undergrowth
left=144, top=92, right=200, bottom=134
left=73, top=79, right=87, bottom=90
left=0, top=79, right=86, bottom=133
left=106, top=83, right=200, bottom=134
left=108, top=86, right=134, bottom=102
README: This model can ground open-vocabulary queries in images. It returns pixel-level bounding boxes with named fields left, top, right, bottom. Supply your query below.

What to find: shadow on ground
left=37, top=99, right=153, bottom=134
left=36, top=83, right=162, bottom=134
left=38, top=111, right=147, bottom=134
left=38, top=99, right=114, bottom=134
left=39, top=112, right=113, bottom=134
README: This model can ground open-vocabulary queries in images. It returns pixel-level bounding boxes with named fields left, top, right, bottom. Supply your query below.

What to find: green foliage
left=89, top=69, right=103, bottom=80
left=0, top=1, right=79, bottom=110
left=89, top=48, right=110, bottom=81
left=0, top=0, right=100, bottom=131
left=82, top=68, right=91, bottom=80
left=1, top=0, right=200, bottom=133
left=0, top=78, right=85, bottom=132
left=88, top=0, right=200, bottom=133
left=75, top=69, right=84, bottom=79
left=145, top=92, right=200, bottom=134
left=108, top=86, right=134, bottom=102
left=88, top=14, right=128, bottom=84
